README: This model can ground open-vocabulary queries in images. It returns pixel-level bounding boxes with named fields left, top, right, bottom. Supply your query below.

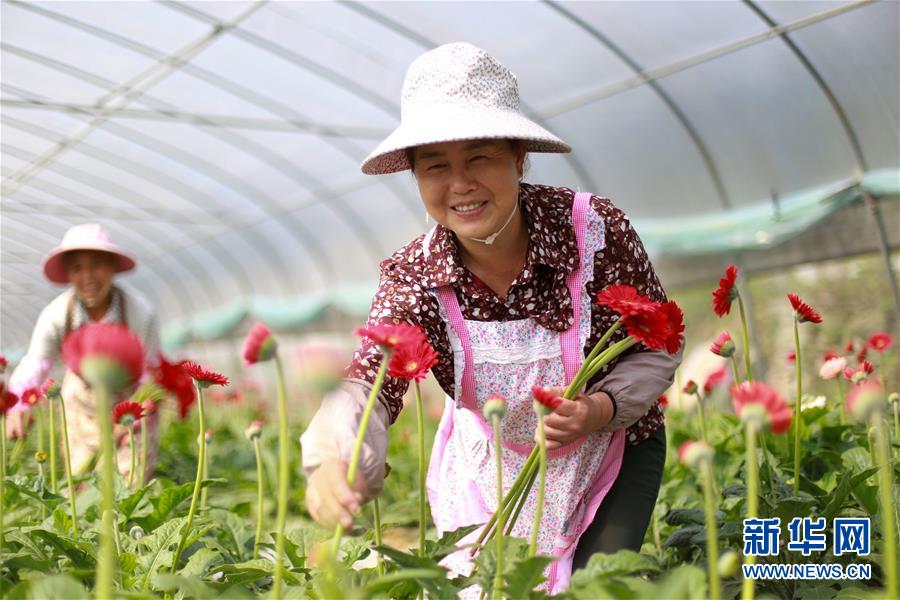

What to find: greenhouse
left=1, top=1, right=898, bottom=598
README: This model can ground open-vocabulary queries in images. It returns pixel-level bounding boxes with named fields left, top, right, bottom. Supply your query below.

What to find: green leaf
left=503, top=555, right=555, bottom=599
left=139, top=516, right=188, bottom=590
left=421, top=524, right=481, bottom=561
left=665, top=508, right=706, bottom=526
left=28, top=529, right=95, bottom=569
left=664, top=526, right=703, bottom=549
left=118, top=481, right=153, bottom=519
left=340, top=535, right=372, bottom=566
left=209, top=508, right=251, bottom=562
left=773, top=498, right=817, bottom=526
left=375, top=546, right=458, bottom=599
left=210, top=558, right=302, bottom=586
left=178, top=547, right=222, bottom=578
left=151, top=573, right=216, bottom=599
left=28, top=574, right=89, bottom=599
left=119, top=551, right=139, bottom=575
left=0, top=552, right=52, bottom=572
left=650, top=564, right=707, bottom=600
left=721, top=483, right=746, bottom=497
left=569, top=550, right=659, bottom=583
left=5, top=475, right=66, bottom=509
left=51, top=506, right=74, bottom=535
left=5, top=530, right=50, bottom=560
left=134, top=479, right=226, bottom=532
left=823, top=472, right=854, bottom=521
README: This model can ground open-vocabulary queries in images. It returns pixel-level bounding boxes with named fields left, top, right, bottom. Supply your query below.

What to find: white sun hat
left=361, top=42, right=571, bottom=175
left=43, top=223, right=136, bottom=284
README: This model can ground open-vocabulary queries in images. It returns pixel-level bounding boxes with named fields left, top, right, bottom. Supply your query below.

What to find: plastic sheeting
left=2, top=0, right=898, bottom=356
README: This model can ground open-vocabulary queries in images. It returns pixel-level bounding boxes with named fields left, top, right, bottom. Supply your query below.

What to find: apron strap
left=434, top=190, right=593, bottom=408
left=434, top=286, right=479, bottom=410
left=560, top=192, right=592, bottom=384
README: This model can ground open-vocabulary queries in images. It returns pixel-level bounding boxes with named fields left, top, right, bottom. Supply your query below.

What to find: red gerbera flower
left=710, top=331, right=735, bottom=358
left=142, top=400, right=158, bottom=416
left=61, top=323, right=145, bottom=391
left=703, top=365, right=730, bottom=394
left=595, top=285, right=657, bottom=318
left=659, top=393, right=668, bottom=408
left=731, top=381, right=792, bottom=434
left=154, top=354, right=197, bottom=420
left=846, top=379, right=886, bottom=421
left=40, top=378, right=60, bottom=400
left=622, top=307, right=670, bottom=351
left=388, top=337, right=439, bottom=382
left=659, top=301, right=685, bottom=354
left=711, top=264, right=739, bottom=317
left=822, top=350, right=839, bottom=362
left=859, top=359, right=874, bottom=374
left=786, top=351, right=796, bottom=364
left=844, top=340, right=855, bottom=353
left=112, top=400, right=143, bottom=427
left=0, top=354, right=7, bottom=375
left=856, top=346, right=869, bottom=363
left=242, top=322, right=278, bottom=366
left=20, top=387, right=42, bottom=407
left=866, top=331, right=892, bottom=352
left=679, top=440, right=713, bottom=468
left=355, top=323, right=426, bottom=352
left=182, top=361, right=229, bottom=388
left=532, top=386, right=563, bottom=412
left=0, top=387, right=19, bottom=415
left=788, top=293, right=822, bottom=324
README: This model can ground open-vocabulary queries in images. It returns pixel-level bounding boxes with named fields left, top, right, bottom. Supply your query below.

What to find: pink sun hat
left=42, top=224, right=136, bottom=284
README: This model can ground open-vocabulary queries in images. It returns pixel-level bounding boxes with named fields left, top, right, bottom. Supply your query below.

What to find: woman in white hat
left=301, top=43, right=682, bottom=592
left=6, top=223, right=161, bottom=480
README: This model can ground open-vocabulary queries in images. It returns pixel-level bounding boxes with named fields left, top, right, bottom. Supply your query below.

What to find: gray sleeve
left=27, top=300, right=64, bottom=361
left=590, top=334, right=684, bottom=432
left=299, top=379, right=390, bottom=500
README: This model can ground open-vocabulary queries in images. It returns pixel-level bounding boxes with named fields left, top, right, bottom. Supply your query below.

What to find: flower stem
left=38, top=462, right=47, bottom=520
left=128, top=428, right=136, bottom=490
left=253, top=436, right=264, bottom=560
left=140, top=421, right=148, bottom=488
left=58, top=398, right=78, bottom=535
left=96, top=384, right=117, bottom=600
left=200, top=438, right=209, bottom=510
left=700, top=460, right=721, bottom=600
left=697, top=392, right=709, bottom=445
left=373, top=496, right=384, bottom=576
left=491, top=414, right=504, bottom=600
left=737, top=296, right=753, bottom=381
left=892, top=399, right=898, bottom=441
left=730, top=355, right=741, bottom=385
left=792, top=318, right=802, bottom=496
left=872, top=416, right=898, bottom=597
left=1, top=414, right=6, bottom=554
left=505, top=464, right=538, bottom=537
left=742, top=423, right=759, bottom=600
left=757, top=433, right=777, bottom=500
left=330, top=357, right=391, bottom=559
left=48, top=400, right=58, bottom=492
left=529, top=414, right=547, bottom=557
left=836, top=379, right=846, bottom=426
left=471, top=447, right=538, bottom=555
left=170, top=381, right=206, bottom=572
left=415, top=382, right=427, bottom=557
left=273, top=354, right=290, bottom=599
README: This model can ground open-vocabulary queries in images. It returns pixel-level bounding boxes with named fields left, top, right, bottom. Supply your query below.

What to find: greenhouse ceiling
left=2, top=0, right=898, bottom=356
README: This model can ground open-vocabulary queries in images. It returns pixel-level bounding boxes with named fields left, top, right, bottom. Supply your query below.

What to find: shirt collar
left=418, top=183, right=581, bottom=289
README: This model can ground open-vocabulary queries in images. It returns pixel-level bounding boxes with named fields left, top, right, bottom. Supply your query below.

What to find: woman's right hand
left=305, top=458, right=367, bottom=530
left=5, top=410, right=30, bottom=439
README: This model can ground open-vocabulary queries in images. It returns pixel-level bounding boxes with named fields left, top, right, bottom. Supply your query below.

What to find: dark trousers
left=572, top=426, right=667, bottom=569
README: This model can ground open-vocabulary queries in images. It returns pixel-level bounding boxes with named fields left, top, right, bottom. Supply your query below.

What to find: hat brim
left=361, top=105, right=571, bottom=175
left=43, top=247, right=136, bottom=284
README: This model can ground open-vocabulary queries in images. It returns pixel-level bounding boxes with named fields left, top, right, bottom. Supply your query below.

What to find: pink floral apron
left=424, top=192, right=625, bottom=594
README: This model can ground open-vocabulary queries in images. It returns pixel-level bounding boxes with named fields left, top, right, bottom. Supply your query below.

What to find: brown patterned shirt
left=347, top=183, right=667, bottom=445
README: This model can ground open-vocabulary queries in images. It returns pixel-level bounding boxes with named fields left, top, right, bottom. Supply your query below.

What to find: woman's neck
left=456, top=210, right=529, bottom=299
left=81, top=292, right=113, bottom=323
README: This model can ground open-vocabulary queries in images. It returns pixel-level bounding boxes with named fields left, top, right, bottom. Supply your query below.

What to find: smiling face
left=411, top=139, right=526, bottom=241
left=64, top=250, right=116, bottom=308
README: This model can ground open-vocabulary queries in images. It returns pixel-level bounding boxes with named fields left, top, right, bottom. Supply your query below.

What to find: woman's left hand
left=535, top=387, right=614, bottom=450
